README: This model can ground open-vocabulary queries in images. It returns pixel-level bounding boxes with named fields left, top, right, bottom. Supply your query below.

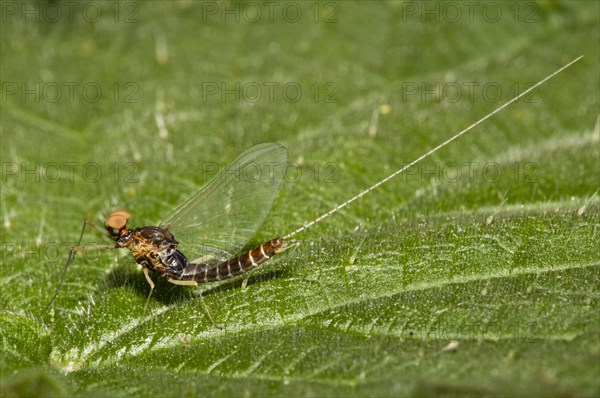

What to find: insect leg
left=142, top=268, right=155, bottom=316
left=241, top=275, right=250, bottom=291
left=72, top=244, right=116, bottom=252
left=166, top=277, right=223, bottom=329
left=197, top=291, right=223, bottom=329
left=167, top=278, right=198, bottom=286
left=40, top=219, right=115, bottom=317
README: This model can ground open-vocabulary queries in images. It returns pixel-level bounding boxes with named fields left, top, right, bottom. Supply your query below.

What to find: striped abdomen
left=173, top=238, right=285, bottom=282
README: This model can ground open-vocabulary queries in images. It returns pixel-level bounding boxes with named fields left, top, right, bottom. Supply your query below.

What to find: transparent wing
left=160, top=143, right=288, bottom=264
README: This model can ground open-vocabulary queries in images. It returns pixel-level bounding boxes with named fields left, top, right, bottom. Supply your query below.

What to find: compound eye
left=106, top=209, right=130, bottom=230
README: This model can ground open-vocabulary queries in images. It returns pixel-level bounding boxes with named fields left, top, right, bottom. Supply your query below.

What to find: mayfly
left=43, top=143, right=289, bottom=321
left=42, top=56, right=583, bottom=320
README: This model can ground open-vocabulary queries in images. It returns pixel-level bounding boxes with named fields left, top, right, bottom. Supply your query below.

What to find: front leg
left=72, top=244, right=115, bottom=252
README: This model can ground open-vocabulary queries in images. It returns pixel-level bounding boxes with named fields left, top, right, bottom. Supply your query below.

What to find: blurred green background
left=1, top=1, right=598, bottom=397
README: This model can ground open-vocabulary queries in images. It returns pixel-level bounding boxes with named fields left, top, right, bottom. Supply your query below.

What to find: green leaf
left=1, top=1, right=598, bottom=397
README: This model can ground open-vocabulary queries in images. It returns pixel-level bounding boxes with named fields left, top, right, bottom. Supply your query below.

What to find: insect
left=42, top=56, right=582, bottom=322
left=43, top=143, right=289, bottom=322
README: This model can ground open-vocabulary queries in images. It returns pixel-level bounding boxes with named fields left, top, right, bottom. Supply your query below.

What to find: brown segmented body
left=172, top=237, right=285, bottom=282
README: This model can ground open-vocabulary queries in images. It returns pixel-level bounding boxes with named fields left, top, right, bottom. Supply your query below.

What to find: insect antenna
left=283, top=55, right=584, bottom=240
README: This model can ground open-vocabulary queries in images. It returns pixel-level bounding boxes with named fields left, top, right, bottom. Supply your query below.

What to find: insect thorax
left=119, top=226, right=187, bottom=275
